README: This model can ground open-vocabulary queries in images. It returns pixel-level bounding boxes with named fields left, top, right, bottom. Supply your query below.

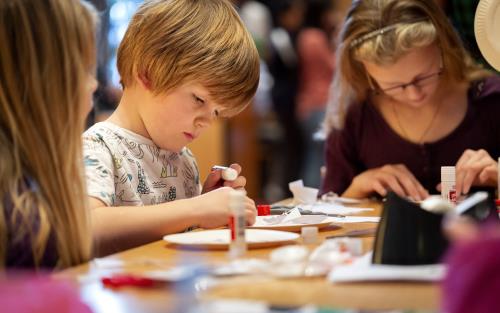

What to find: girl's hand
left=193, top=187, right=256, bottom=228
left=455, top=149, right=498, bottom=195
left=202, top=163, right=247, bottom=193
left=343, top=164, right=428, bottom=200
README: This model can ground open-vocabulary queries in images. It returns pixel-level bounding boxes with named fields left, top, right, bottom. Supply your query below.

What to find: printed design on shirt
left=152, top=181, right=167, bottom=189
left=117, top=173, right=130, bottom=185
left=124, top=139, right=145, bottom=159
left=136, top=162, right=151, bottom=194
left=99, top=191, right=115, bottom=205
left=150, top=192, right=169, bottom=205
left=101, top=126, right=124, bottom=142
left=160, top=154, right=178, bottom=178
left=147, top=145, right=161, bottom=164
left=168, top=186, right=177, bottom=201
left=116, top=189, right=140, bottom=204
left=112, top=153, right=123, bottom=170
left=84, top=155, right=110, bottom=179
left=182, top=161, right=197, bottom=198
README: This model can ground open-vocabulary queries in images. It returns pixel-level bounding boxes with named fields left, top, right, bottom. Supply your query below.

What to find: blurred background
left=86, top=0, right=493, bottom=204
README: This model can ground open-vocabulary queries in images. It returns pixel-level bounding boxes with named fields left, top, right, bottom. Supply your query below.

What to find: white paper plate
left=163, top=229, right=299, bottom=250
left=248, top=215, right=334, bottom=232
left=475, top=0, right=500, bottom=70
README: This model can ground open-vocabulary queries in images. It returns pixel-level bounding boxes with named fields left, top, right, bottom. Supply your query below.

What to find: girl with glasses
left=321, top=0, right=500, bottom=200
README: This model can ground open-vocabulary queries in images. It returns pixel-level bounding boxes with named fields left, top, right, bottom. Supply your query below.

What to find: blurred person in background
left=267, top=0, right=305, bottom=197
left=296, top=0, right=338, bottom=188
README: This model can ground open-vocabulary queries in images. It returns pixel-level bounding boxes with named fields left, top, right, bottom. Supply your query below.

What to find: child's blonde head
left=324, top=0, right=491, bottom=132
left=117, top=0, right=260, bottom=116
left=0, top=0, right=96, bottom=269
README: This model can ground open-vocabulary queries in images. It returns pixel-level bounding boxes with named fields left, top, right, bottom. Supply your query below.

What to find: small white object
left=441, top=166, right=457, bottom=204
left=270, top=245, right=309, bottom=263
left=420, top=195, right=454, bottom=213
left=269, top=245, right=309, bottom=278
left=289, top=179, right=319, bottom=204
left=212, top=165, right=238, bottom=181
left=301, top=226, right=319, bottom=245
left=475, top=0, right=500, bottom=71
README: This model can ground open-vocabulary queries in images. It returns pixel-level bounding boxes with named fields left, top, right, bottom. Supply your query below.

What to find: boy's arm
left=89, top=187, right=257, bottom=257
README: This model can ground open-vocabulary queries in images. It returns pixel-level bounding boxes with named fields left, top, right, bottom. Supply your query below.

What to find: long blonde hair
left=117, top=0, right=260, bottom=117
left=324, top=0, right=491, bottom=132
left=0, top=0, right=97, bottom=269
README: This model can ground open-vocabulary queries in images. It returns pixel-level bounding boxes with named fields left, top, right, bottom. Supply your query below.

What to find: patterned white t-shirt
left=83, top=122, right=201, bottom=206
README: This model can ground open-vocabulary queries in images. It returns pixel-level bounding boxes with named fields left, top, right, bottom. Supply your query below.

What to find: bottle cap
left=257, top=204, right=271, bottom=216
left=222, top=168, right=238, bottom=181
left=441, top=166, right=456, bottom=182
left=301, top=226, right=318, bottom=245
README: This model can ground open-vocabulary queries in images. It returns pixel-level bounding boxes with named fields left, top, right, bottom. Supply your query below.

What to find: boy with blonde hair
left=84, top=0, right=260, bottom=255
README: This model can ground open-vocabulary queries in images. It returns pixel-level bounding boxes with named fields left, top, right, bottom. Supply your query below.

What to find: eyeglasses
left=376, top=68, right=443, bottom=97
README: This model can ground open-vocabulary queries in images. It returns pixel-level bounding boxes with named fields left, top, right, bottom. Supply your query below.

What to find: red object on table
left=257, top=204, right=271, bottom=216
left=101, top=275, right=156, bottom=288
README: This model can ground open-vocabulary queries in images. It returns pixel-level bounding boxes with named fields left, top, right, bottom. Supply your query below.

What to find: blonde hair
left=117, top=0, right=260, bottom=117
left=0, top=0, right=97, bottom=269
left=324, top=0, right=491, bottom=132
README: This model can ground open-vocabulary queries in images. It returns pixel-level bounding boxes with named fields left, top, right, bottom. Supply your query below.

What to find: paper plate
left=163, top=229, right=299, bottom=250
left=475, top=0, right=500, bottom=70
left=248, top=215, right=334, bottom=232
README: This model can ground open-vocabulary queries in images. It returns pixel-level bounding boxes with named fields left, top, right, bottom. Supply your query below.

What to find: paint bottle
left=441, top=166, right=457, bottom=205
left=229, top=189, right=247, bottom=259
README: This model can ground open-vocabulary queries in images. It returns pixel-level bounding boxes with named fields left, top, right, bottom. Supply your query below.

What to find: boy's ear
left=137, top=72, right=152, bottom=90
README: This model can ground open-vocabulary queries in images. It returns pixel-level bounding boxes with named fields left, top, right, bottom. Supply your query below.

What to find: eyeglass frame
left=378, top=68, right=444, bottom=96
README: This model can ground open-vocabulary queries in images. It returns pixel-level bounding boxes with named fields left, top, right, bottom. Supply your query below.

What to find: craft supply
left=257, top=204, right=271, bottom=216
left=229, top=190, right=247, bottom=258
left=212, top=165, right=238, bottom=181
left=441, top=166, right=457, bottom=204
left=301, top=226, right=319, bottom=244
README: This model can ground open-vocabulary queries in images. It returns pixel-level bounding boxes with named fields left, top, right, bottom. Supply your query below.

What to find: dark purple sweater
left=321, top=76, right=500, bottom=196
left=4, top=178, right=58, bottom=269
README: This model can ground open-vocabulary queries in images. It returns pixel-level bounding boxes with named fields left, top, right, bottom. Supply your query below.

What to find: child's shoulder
left=84, top=121, right=154, bottom=146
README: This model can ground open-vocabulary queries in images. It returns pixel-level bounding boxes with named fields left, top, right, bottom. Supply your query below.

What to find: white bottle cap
left=301, top=226, right=318, bottom=245
left=222, top=167, right=238, bottom=181
left=441, top=166, right=456, bottom=182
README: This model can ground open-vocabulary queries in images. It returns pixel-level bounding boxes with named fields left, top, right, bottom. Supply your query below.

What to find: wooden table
left=57, top=202, right=440, bottom=313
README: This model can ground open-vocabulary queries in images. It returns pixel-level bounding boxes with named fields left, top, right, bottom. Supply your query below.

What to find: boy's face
left=138, top=82, right=222, bottom=152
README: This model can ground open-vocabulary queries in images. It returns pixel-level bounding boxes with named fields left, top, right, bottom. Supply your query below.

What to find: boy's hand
left=194, top=187, right=256, bottom=228
left=202, top=163, right=247, bottom=193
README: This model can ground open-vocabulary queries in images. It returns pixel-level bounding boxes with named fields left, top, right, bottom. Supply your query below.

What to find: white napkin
left=328, top=252, right=446, bottom=283
left=289, top=179, right=318, bottom=204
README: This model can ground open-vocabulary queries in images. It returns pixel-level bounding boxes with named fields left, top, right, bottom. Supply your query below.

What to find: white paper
left=300, top=203, right=374, bottom=215
left=289, top=179, right=319, bottom=204
left=328, top=253, right=446, bottom=283
left=326, top=216, right=380, bottom=224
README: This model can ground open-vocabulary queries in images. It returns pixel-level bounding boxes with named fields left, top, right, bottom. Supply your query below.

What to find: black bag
left=372, top=192, right=449, bottom=265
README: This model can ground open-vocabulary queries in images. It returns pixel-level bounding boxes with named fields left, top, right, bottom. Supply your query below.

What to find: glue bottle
left=229, top=189, right=247, bottom=259
left=441, top=166, right=457, bottom=205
